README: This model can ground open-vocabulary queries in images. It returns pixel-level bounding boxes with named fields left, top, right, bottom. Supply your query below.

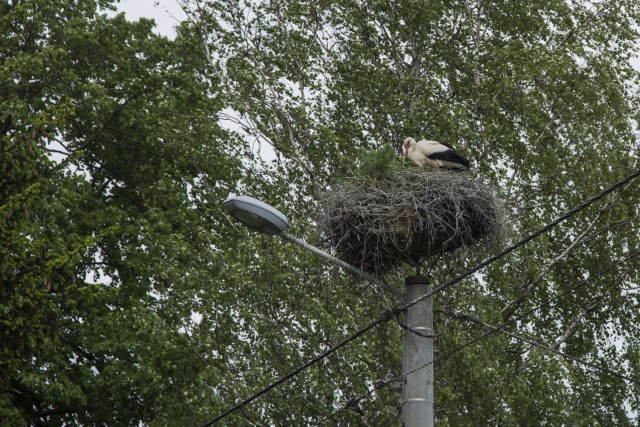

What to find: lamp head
left=223, top=195, right=289, bottom=235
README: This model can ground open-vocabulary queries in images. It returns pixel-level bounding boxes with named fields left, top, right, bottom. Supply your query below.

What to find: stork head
left=403, top=137, right=415, bottom=160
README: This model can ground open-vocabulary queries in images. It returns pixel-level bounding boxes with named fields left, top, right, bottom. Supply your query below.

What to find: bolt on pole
left=403, top=275, right=434, bottom=427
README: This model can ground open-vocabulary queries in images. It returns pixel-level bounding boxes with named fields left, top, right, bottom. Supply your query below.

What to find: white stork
left=403, top=137, right=470, bottom=171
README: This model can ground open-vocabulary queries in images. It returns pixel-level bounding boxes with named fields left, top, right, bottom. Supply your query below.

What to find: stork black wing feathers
left=427, top=150, right=470, bottom=169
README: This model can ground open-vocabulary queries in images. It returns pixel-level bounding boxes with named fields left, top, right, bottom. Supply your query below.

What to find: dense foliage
left=1, top=0, right=639, bottom=425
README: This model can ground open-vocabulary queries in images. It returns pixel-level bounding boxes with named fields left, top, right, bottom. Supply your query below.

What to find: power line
left=328, top=250, right=640, bottom=423
left=453, top=311, right=640, bottom=385
left=201, top=311, right=394, bottom=427
left=395, top=168, right=640, bottom=314
left=203, top=170, right=640, bottom=426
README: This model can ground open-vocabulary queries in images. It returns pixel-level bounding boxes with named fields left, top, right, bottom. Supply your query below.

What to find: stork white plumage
left=403, top=137, right=470, bottom=171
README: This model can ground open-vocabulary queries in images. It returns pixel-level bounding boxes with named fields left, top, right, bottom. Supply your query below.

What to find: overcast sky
left=115, top=0, right=186, bottom=39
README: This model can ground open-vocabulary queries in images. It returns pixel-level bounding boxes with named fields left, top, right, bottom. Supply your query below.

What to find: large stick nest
left=317, top=170, right=506, bottom=275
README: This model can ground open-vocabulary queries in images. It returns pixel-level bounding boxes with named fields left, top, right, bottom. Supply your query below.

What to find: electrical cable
left=453, top=311, right=640, bottom=385
left=327, top=250, right=640, bottom=423
left=201, top=310, right=394, bottom=427
left=394, top=168, right=640, bottom=314
left=394, top=310, right=447, bottom=338
left=203, top=170, right=640, bottom=426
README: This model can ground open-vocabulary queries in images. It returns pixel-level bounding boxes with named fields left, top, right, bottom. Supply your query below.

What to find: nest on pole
left=317, top=170, right=506, bottom=275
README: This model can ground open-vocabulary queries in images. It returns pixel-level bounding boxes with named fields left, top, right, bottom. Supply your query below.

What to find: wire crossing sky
left=328, top=249, right=640, bottom=423
left=396, top=168, right=640, bottom=313
left=203, top=168, right=640, bottom=426
left=455, top=311, right=640, bottom=385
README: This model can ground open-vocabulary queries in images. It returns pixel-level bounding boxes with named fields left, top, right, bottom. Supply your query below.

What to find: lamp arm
left=278, top=231, right=404, bottom=302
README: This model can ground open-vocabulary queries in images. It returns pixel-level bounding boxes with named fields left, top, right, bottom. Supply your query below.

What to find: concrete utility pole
left=402, top=275, right=434, bottom=427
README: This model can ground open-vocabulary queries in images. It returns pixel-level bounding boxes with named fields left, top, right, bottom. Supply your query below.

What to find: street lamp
left=223, top=195, right=403, bottom=300
left=223, top=195, right=431, bottom=426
